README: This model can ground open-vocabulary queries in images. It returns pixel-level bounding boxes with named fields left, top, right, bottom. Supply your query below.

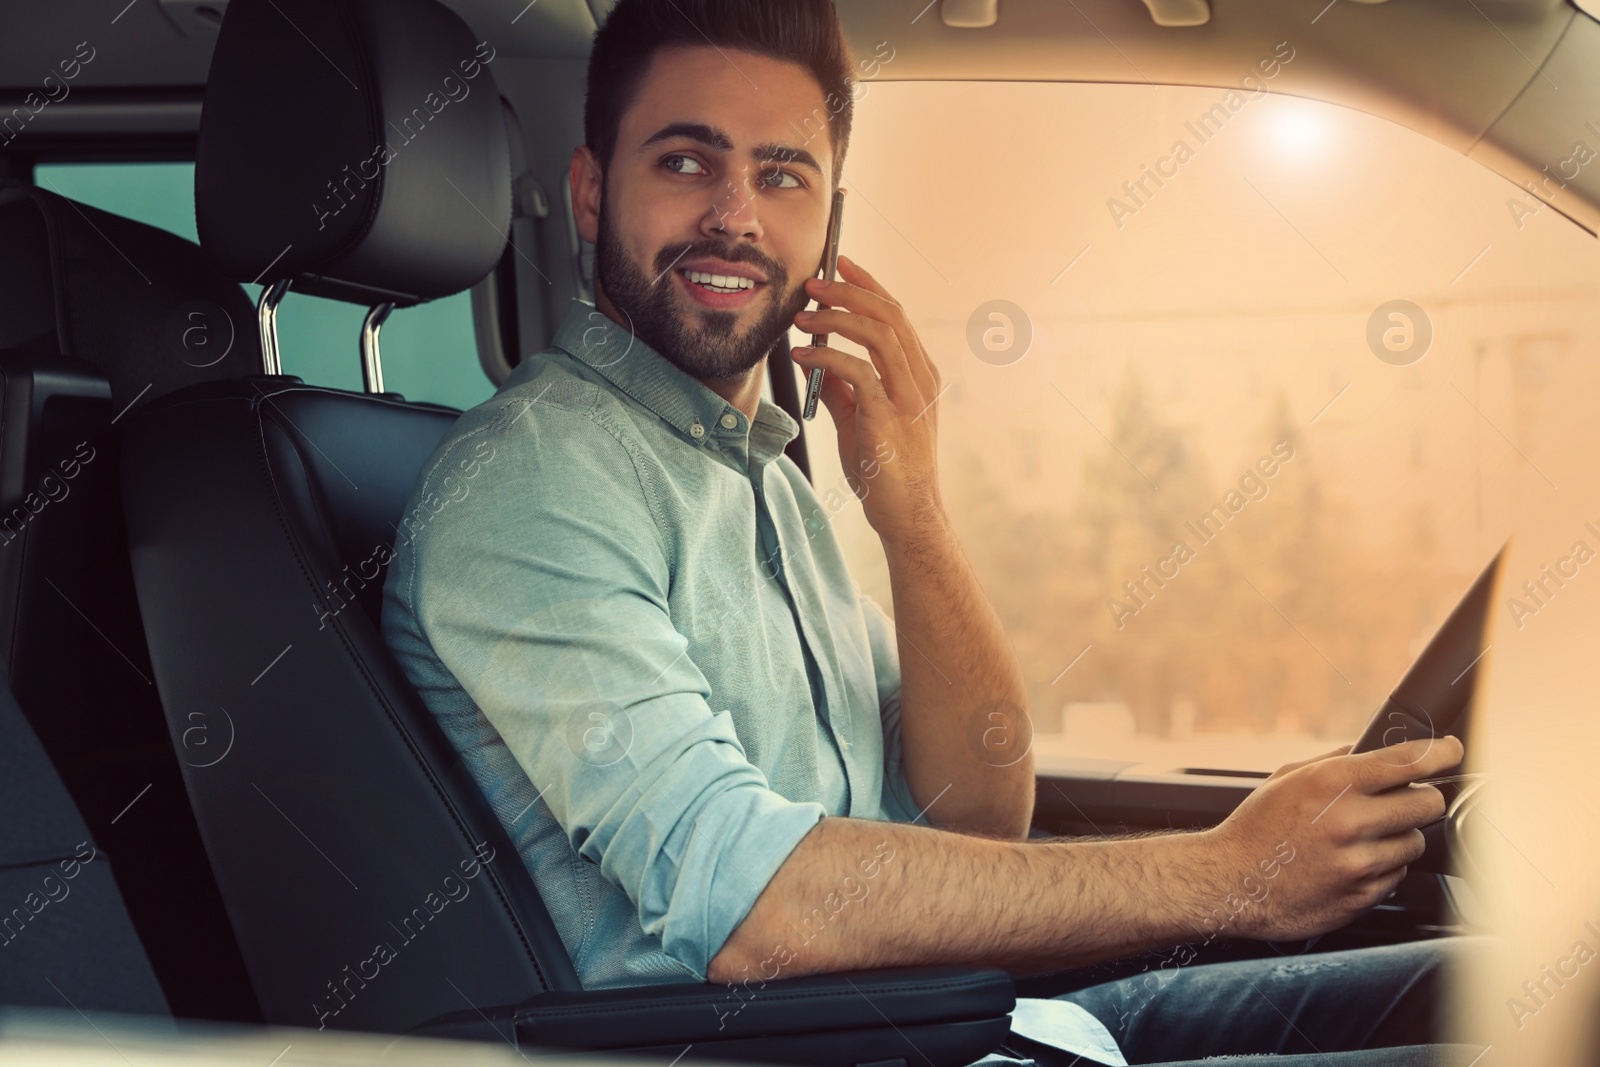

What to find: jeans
left=1007, top=936, right=1490, bottom=1066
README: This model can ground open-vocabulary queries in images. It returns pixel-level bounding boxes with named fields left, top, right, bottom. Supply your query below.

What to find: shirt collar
left=550, top=298, right=800, bottom=473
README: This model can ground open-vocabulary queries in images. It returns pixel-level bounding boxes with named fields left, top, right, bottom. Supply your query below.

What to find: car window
left=802, top=80, right=1600, bottom=773
left=33, top=161, right=495, bottom=411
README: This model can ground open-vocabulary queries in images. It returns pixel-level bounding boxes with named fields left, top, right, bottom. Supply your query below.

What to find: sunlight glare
left=1261, top=99, right=1333, bottom=160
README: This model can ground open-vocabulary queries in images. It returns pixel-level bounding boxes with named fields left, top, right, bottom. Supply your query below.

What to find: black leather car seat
left=0, top=667, right=169, bottom=1017
left=118, top=0, right=1015, bottom=1062
left=0, top=181, right=259, bottom=1021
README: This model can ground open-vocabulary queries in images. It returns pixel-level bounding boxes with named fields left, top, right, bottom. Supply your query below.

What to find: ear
left=570, top=145, right=603, bottom=244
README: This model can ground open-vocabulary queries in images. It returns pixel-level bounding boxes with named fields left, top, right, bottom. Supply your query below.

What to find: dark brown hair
left=585, top=0, right=857, bottom=188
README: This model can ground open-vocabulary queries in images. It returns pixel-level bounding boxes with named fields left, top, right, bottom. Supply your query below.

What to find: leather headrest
left=196, top=0, right=511, bottom=306
left=0, top=184, right=260, bottom=408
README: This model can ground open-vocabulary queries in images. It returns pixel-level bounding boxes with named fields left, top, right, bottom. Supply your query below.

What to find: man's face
left=582, top=46, right=836, bottom=382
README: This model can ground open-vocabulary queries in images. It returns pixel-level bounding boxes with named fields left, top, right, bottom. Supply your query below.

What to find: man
left=381, top=1, right=1485, bottom=1062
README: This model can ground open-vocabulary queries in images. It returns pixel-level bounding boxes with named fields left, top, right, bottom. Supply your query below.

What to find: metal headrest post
left=257, top=279, right=291, bottom=375
left=361, top=303, right=394, bottom=394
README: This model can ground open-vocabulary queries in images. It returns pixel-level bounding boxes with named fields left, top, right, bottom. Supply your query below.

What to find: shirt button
left=689, top=420, right=706, bottom=439
left=719, top=412, right=738, bottom=430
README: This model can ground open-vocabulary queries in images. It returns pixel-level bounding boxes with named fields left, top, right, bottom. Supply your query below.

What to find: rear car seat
left=0, top=182, right=261, bottom=1021
left=0, top=668, right=167, bottom=1016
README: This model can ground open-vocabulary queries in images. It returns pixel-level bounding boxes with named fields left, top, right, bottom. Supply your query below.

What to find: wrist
left=878, top=495, right=951, bottom=554
left=1157, top=828, right=1242, bottom=944
left=1181, top=827, right=1279, bottom=942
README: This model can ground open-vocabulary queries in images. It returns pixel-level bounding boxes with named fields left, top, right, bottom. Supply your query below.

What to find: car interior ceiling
left=1, top=0, right=1597, bottom=1063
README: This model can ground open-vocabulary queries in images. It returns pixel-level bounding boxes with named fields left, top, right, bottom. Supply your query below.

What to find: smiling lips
left=676, top=261, right=768, bottom=310
left=685, top=269, right=757, bottom=292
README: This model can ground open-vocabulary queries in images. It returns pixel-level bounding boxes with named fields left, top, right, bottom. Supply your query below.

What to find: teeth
left=685, top=270, right=755, bottom=291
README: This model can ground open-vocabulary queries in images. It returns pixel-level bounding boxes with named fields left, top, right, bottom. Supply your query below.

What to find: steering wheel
left=1260, top=549, right=1505, bottom=955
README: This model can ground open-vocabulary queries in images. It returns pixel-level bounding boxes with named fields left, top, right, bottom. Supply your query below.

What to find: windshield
left=798, top=80, right=1600, bottom=773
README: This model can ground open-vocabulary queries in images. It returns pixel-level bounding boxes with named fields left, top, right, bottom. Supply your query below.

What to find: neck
left=697, top=362, right=767, bottom=423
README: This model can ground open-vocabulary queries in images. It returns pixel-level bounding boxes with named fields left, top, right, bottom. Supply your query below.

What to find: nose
left=702, top=169, right=764, bottom=241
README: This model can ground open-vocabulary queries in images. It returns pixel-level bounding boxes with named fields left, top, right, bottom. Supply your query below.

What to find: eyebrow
left=640, top=121, right=732, bottom=153
left=638, top=121, right=826, bottom=178
left=752, top=140, right=825, bottom=178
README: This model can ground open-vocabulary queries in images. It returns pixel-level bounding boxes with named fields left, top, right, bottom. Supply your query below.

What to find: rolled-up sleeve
left=860, top=593, right=920, bottom=825
left=413, top=399, right=824, bottom=977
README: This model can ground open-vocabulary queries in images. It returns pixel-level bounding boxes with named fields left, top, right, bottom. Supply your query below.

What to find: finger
left=1349, top=865, right=1409, bottom=911
left=804, top=274, right=903, bottom=341
left=811, top=362, right=859, bottom=429
left=792, top=345, right=892, bottom=412
left=1351, top=735, right=1463, bottom=795
left=1268, top=745, right=1354, bottom=782
left=834, top=253, right=890, bottom=299
left=795, top=307, right=918, bottom=408
left=798, top=281, right=919, bottom=407
left=1344, top=828, right=1426, bottom=883
left=834, top=255, right=941, bottom=401
left=1341, top=783, right=1447, bottom=840
left=809, top=259, right=931, bottom=396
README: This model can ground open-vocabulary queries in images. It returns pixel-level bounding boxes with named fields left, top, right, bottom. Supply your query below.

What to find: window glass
left=33, top=161, right=494, bottom=410
left=805, top=81, right=1600, bottom=772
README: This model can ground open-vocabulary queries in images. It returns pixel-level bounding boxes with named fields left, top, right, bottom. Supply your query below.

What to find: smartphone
left=802, top=187, right=847, bottom=421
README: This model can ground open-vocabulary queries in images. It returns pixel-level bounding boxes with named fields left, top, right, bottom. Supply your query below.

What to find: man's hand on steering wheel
left=1201, top=736, right=1464, bottom=942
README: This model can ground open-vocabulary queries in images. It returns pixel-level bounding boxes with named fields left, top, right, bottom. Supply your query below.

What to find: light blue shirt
left=381, top=297, right=923, bottom=986
left=381, top=297, right=1124, bottom=1064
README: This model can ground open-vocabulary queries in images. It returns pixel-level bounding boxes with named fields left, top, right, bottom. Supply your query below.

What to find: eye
left=662, top=153, right=707, bottom=176
left=759, top=167, right=803, bottom=190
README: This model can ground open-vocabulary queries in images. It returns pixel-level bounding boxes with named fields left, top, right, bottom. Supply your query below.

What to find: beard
left=594, top=197, right=813, bottom=381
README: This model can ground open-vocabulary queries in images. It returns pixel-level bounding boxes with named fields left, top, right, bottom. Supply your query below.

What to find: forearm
left=708, top=814, right=1221, bottom=984
left=883, top=508, right=1033, bottom=837
left=711, top=732, right=1467, bottom=987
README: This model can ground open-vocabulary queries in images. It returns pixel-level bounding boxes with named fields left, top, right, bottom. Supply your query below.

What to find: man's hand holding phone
left=791, top=254, right=946, bottom=550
